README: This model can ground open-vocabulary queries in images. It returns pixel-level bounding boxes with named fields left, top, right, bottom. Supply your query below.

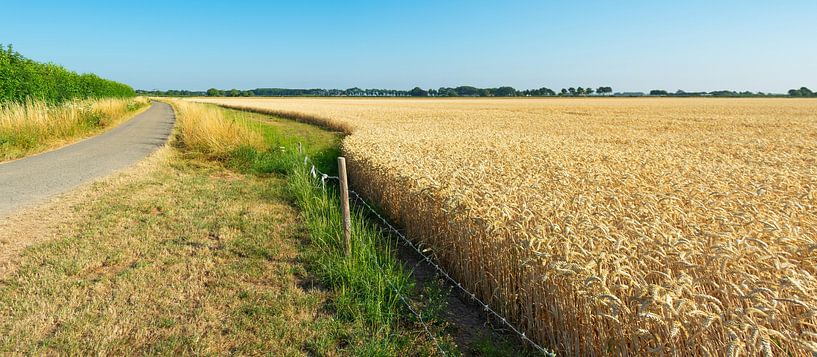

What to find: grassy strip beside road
left=180, top=102, right=457, bottom=354
left=215, top=108, right=457, bottom=355
left=0, top=102, right=454, bottom=355
left=0, top=97, right=149, bottom=162
left=0, top=148, right=341, bottom=354
left=205, top=103, right=526, bottom=355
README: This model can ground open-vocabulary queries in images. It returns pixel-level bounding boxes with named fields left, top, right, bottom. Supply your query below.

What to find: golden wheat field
left=195, top=97, right=817, bottom=355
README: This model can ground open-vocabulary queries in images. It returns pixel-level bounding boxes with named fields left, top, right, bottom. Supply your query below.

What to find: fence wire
left=307, top=158, right=553, bottom=356
left=371, top=248, right=450, bottom=356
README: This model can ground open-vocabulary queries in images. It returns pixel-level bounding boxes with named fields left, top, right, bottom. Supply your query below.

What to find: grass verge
left=0, top=148, right=345, bottom=354
left=0, top=97, right=149, bottom=162
left=182, top=104, right=459, bottom=355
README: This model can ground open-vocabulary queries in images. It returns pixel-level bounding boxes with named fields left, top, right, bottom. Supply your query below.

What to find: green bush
left=0, top=44, right=135, bottom=104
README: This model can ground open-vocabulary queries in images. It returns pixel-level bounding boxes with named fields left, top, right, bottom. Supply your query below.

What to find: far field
left=196, top=97, right=817, bottom=355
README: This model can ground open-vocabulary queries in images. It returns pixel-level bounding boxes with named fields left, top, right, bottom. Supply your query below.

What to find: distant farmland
left=196, top=97, right=817, bottom=355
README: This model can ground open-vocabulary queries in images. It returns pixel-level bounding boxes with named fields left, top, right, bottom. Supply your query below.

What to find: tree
left=455, top=86, right=480, bottom=96
left=408, top=87, right=428, bottom=97
left=206, top=88, right=222, bottom=97
left=576, top=87, right=585, bottom=96
left=650, top=89, right=669, bottom=96
left=585, top=87, right=595, bottom=95
left=787, top=87, right=814, bottom=97
left=494, top=86, right=517, bottom=97
left=596, top=86, right=613, bottom=95
left=560, top=88, right=568, bottom=96
left=345, top=87, right=363, bottom=96
left=709, top=90, right=736, bottom=97
left=568, top=87, right=576, bottom=96
left=439, top=87, right=458, bottom=97
left=229, top=89, right=240, bottom=97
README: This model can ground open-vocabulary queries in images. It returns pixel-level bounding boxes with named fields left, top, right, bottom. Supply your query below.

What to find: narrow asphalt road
left=0, top=101, right=175, bottom=217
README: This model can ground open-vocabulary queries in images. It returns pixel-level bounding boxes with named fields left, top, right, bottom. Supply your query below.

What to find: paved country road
left=0, top=102, right=175, bottom=217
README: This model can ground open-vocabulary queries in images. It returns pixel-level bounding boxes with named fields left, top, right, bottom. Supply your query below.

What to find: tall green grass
left=231, top=146, right=457, bottom=354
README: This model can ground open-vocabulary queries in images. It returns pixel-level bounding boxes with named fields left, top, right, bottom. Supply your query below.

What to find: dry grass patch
left=0, top=150, right=343, bottom=355
left=0, top=97, right=149, bottom=161
left=171, top=100, right=264, bottom=160
left=0, top=148, right=171, bottom=279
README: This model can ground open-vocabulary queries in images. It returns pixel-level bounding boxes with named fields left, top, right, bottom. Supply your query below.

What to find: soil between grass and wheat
left=0, top=105, right=524, bottom=356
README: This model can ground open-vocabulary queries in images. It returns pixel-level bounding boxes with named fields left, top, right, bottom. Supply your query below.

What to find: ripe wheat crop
left=196, top=97, right=817, bottom=356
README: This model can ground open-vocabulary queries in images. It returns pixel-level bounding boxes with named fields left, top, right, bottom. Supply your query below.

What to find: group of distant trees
left=205, top=88, right=255, bottom=97
left=136, top=89, right=207, bottom=97
left=788, top=87, right=815, bottom=97
left=1, top=44, right=135, bottom=104
left=410, top=86, right=615, bottom=97
left=555, top=87, right=614, bottom=96
left=137, top=85, right=817, bottom=99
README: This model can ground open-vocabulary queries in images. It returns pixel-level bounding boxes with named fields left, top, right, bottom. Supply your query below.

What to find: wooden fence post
left=338, top=157, right=352, bottom=256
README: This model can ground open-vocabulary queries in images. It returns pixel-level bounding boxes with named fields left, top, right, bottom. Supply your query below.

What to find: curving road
left=0, top=101, right=175, bottom=217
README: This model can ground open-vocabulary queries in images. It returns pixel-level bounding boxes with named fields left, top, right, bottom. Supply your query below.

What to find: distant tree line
left=552, top=87, right=614, bottom=96
left=139, top=85, right=617, bottom=98
left=395, top=86, right=615, bottom=97
left=136, top=89, right=207, bottom=97
left=137, top=85, right=815, bottom=98
left=138, top=87, right=411, bottom=97
left=0, top=44, right=135, bottom=104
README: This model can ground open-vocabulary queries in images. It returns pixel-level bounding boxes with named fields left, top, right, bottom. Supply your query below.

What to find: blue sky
left=3, top=0, right=815, bottom=92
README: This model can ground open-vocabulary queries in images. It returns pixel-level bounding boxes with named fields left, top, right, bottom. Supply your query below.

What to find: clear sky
left=3, top=0, right=815, bottom=93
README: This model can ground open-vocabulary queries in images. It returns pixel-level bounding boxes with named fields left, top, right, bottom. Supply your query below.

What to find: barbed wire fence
left=304, top=154, right=554, bottom=356
left=309, top=159, right=450, bottom=356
